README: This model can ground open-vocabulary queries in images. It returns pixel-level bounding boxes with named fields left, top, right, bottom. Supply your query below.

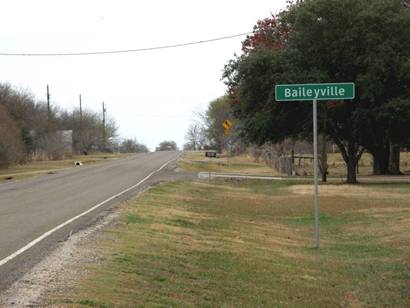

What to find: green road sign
left=274, top=81, right=355, bottom=249
left=275, top=82, right=355, bottom=101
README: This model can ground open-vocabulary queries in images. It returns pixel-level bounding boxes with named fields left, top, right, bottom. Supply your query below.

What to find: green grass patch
left=77, top=299, right=111, bottom=308
left=50, top=180, right=410, bottom=307
left=125, top=213, right=146, bottom=225
left=285, top=213, right=372, bottom=228
left=167, top=218, right=195, bottom=228
left=361, top=183, right=410, bottom=193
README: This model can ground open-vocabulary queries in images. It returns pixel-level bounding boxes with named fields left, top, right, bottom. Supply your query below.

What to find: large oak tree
left=224, top=0, right=410, bottom=183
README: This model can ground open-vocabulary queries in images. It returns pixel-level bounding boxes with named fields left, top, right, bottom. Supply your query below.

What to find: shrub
left=0, top=106, right=24, bottom=168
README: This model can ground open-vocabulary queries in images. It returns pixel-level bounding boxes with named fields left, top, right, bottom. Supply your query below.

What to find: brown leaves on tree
left=241, top=16, right=290, bottom=55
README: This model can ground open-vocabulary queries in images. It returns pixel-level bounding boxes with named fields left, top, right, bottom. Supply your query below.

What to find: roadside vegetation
left=0, top=152, right=129, bottom=183
left=180, top=151, right=410, bottom=178
left=0, top=83, right=150, bottom=179
left=0, top=83, right=119, bottom=168
left=178, top=151, right=281, bottom=175
left=156, top=140, right=178, bottom=152
left=184, top=0, right=410, bottom=184
left=47, top=170, right=410, bottom=306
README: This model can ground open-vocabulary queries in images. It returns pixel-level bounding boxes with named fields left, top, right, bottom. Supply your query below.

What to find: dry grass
left=180, top=151, right=410, bottom=178
left=178, top=151, right=281, bottom=175
left=295, top=152, right=410, bottom=177
left=0, top=152, right=128, bottom=182
left=288, top=184, right=410, bottom=200
left=48, top=180, right=410, bottom=307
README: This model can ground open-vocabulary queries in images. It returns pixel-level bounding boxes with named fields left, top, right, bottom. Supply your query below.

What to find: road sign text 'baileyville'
left=275, top=83, right=355, bottom=101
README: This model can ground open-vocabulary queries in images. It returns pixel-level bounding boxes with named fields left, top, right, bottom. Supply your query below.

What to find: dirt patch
left=343, top=292, right=364, bottom=308
left=169, top=194, right=194, bottom=201
left=288, top=185, right=407, bottom=199
left=288, top=184, right=367, bottom=197
left=354, top=207, right=410, bottom=214
left=134, top=204, right=209, bottom=222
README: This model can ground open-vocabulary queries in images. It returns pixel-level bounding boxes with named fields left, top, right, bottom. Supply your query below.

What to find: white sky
left=0, top=0, right=288, bottom=151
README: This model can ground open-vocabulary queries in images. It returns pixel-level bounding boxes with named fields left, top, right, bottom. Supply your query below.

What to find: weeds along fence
left=249, top=144, right=295, bottom=176
left=272, top=155, right=294, bottom=176
left=249, top=141, right=330, bottom=176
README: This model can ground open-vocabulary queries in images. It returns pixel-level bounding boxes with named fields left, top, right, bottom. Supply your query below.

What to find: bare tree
left=0, top=82, right=121, bottom=166
left=184, top=123, right=205, bottom=150
left=59, top=108, right=118, bottom=153
left=120, top=138, right=149, bottom=153
left=0, top=106, right=24, bottom=167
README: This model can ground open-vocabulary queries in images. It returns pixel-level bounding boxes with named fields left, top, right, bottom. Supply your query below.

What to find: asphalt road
left=0, top=151, right=180, bottom=290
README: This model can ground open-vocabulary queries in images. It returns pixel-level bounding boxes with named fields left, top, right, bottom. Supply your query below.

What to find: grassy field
left=304, top=152, right=410, bottom=177
left=48, top=179, right=410, bottom=307
left=180, top=151, right=410, bottom=177
left=0, top=152, right=128, bottom=183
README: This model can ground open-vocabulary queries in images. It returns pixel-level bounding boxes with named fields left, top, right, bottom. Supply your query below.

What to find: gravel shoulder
left=0, top=205, right=120, bottom=307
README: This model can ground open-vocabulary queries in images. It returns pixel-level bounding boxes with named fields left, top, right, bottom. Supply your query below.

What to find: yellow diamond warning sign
left=222, top=119, right=232, bottom=130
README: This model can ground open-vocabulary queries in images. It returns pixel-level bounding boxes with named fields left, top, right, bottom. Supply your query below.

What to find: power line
left=0, top=32, right=251, bottom=57
left=125, top=113, right=193, bottom=119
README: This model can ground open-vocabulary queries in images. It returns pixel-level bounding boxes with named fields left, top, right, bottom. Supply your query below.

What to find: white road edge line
left=0, top=154, right=179, bottom=268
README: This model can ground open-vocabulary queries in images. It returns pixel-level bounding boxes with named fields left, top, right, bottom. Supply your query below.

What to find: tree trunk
left=330, top=134, right=362, bottom=184
left=345, top=141, right=361, bottom=184
left=388, top=143, right=401, bottom=174
left=372, top=147, right=390, bottom=175
left=217, top=145, right=223, bottom=154
left=319, top=134, right=328, bottom=182
left=373, top=158, right=381, bottom=175
left=346, top=157, right=358, bottom=184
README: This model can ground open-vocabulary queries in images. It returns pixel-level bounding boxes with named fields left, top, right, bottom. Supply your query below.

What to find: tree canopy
left=0, top=82, right=119, bottom=165
left=119, top=138, right=149, bottom=153
left=156, top=140, right=178, bottom=151
left=223, top=0, right=410, bottom=183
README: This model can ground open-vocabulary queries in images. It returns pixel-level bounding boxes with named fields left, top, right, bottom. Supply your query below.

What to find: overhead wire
left=0, top=32, right=251, bottom=57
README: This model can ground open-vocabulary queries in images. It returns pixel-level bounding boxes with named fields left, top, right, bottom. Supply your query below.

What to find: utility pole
left=79, top=94, right=83, bottom=122
left=102, top=102, right=106, bottom=151
left=47, top=85, right=51, bottom=131
left=79, top=94, right=83, bottom=153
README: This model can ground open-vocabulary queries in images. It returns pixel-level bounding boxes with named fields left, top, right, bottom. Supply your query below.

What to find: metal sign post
left=275, top=82, right=355, bottom=249
left=223, top=119, right=233, bottom=168
left=205, top=151, right=217, bottom=182
left=208, top=155, right=211, bottom=183
left=312, top=98, right=320, bottom=248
